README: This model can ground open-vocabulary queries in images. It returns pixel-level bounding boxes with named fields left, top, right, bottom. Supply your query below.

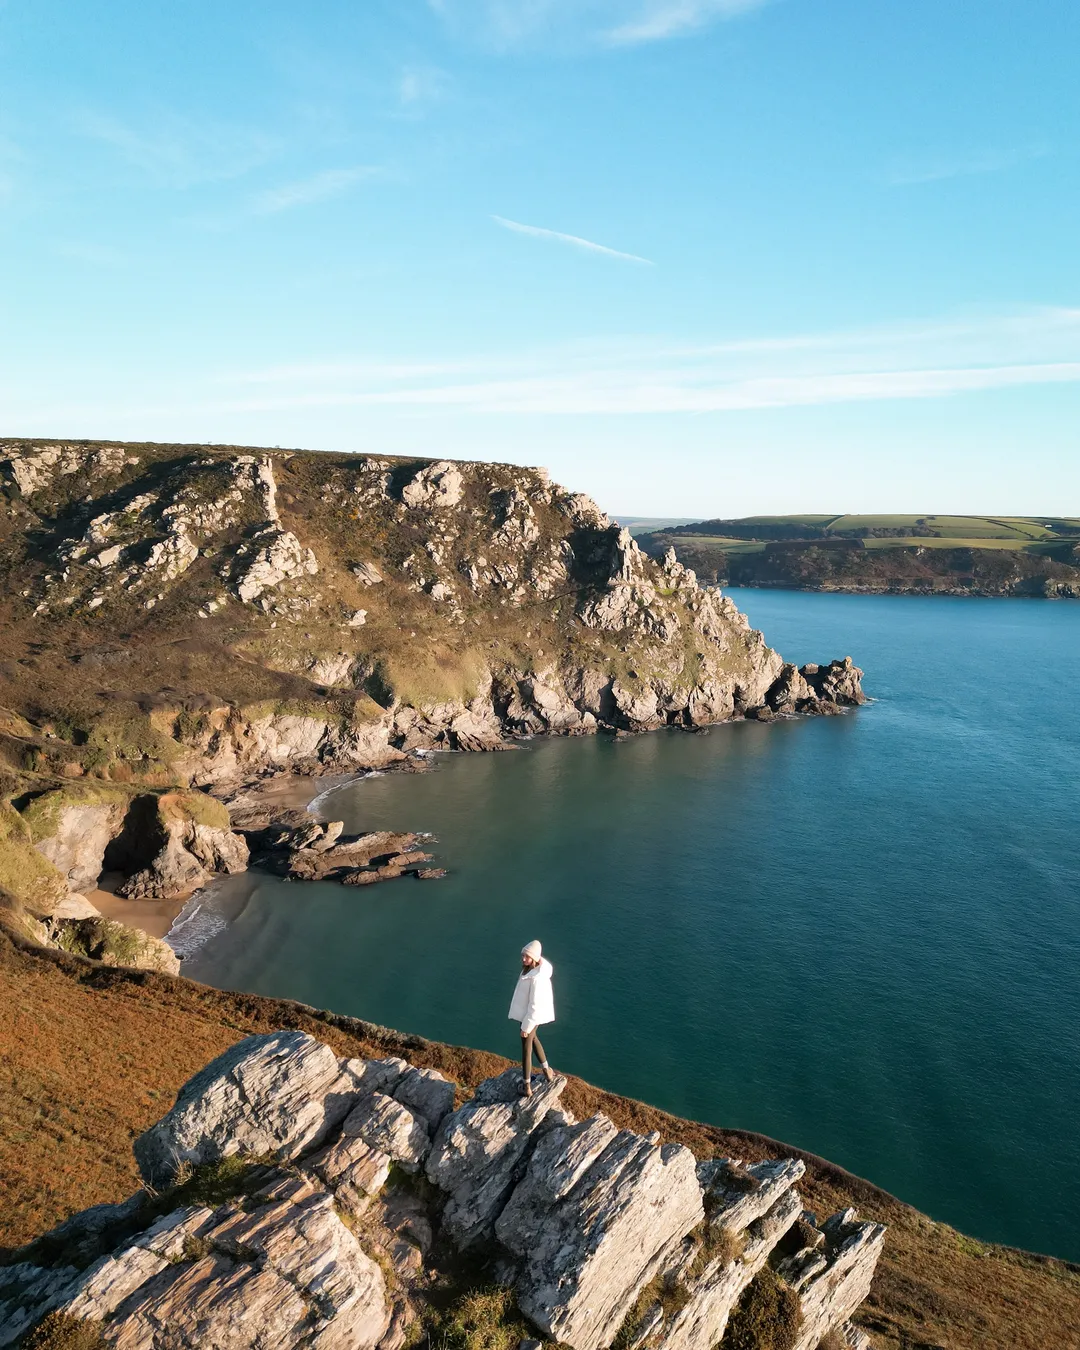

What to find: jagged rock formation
left=15, top=787, right=244, bottom=910
left=238, top=813, right=438, bottom=885
left=2, top=1031, right=885, bottom=1350
left=0, top=441, right=865, bottom=793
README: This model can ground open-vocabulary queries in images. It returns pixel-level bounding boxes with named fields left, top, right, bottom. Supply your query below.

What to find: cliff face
left=1, top=1029, right=884, bottom=1350
left=0, top=440, right=863, bottom=789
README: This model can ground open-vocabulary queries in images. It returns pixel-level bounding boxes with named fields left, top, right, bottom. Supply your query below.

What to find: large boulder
left=53, top=917, right=181, bottom=976
left=22, top=788, right=129, bottom=895
left=117, top=792, right=248, bottom=901
left=495, top=1117, right=704, bottom=1350
left=5, top=1037, right=887, bottom=1350
left=13, top=1175, right=390, bottom=1350
left=401, top=460, right=465, bottom=509
left=133, top=1031, right=363, bottom=1187
left=425, top=1070, right=568, bottom=1247
left=801, top=657, right=866, bottom=707
left=785, top=1208, right=887, bottom=1350
left=339, top=1093, right=431, bottom=1173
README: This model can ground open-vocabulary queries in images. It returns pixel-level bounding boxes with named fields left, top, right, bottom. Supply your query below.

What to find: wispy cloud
left=75, top=109, right=280, bottom=188
left=429, top=0, right=766, bottom=48
left=253, top=167, right=381, bottom=214
left=206, top=307, right=1080, bottom=416
left=606, top=0, right=770, bottom=45
left=884, top=144, right=1050, bottom=187
left=493, top=214, right=653, bottom=264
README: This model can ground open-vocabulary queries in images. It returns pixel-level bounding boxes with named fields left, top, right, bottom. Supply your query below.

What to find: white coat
left=508, top=957, right=555, bottom=1036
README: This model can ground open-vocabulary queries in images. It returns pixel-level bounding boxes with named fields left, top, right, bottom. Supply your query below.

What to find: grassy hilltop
left=2, top=929, right=1079, bottom=1350
left=639, top=515, right=1080, bottom=595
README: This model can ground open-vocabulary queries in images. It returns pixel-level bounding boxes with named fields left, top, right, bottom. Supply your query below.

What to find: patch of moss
left=159, top=790, right=230, bottom=831
left=427, top=1286, right=532, bottom=1350
left=53, top=917, right=165, bottom=971
left=22, top=1312, right=107, bottom=1350
left=613, top=1271, right=692, bottom=1350
left=164, top=1154, right=276, bottom=1209
left=687, top=1221, right=744, bottom=1279
left=0, top=799, right=68, bottom=911
left=18, top=784, right=129, bottom=843
left=720, top=1266, right=801, bottom=1350
left=84, top=709, right=183, bottom=768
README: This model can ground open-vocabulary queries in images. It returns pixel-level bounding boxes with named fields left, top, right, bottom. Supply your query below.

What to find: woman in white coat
left=508, top=939, right=556, bottom=1097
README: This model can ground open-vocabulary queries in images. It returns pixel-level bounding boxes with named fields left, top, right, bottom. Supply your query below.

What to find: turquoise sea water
left=184, top=591, right=1080, bottom=1260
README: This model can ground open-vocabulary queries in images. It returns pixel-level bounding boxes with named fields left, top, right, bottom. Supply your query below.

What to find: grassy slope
left=1, top=931, right=1077, bottom=1350
left=667, top=515, right=1080, bottom=543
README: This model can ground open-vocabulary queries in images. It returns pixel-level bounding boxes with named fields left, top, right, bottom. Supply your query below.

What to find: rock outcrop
left=0, top=441, right=865, bottom=793
left=239, top=813, right=437, bottom=887
left=3, top=1032, right=885, bottom=1350
left=114, top=792, right=249, bottom=900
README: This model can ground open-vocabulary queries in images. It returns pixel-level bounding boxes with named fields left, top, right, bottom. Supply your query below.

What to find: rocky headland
left=2, top=1028, right=883, bottom=1350
left=0, top=440, right=863, bottom=960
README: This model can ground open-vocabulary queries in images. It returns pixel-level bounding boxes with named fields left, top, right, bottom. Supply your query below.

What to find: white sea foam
left=165, top=895, right=228, bottom=959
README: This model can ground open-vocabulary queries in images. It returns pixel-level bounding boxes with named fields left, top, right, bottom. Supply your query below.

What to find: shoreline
left=724, top=581, right=1080, bottom=599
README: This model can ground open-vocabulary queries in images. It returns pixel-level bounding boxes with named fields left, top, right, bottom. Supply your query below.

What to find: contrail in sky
left=492, top=214, right=654, bottom=264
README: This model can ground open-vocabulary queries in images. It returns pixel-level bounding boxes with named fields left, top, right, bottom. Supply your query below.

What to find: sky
left=1, top=0, right=1078, bottom=516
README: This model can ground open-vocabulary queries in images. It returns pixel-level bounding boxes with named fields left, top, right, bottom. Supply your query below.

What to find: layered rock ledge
left=1, top=1030, right=885, bottom=1350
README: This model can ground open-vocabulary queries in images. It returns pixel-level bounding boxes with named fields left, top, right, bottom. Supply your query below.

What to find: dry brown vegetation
left=2, top=930, right=1078, bottom=1349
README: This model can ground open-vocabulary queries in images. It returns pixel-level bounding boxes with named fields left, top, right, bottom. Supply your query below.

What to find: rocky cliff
left=0, top=439, right=863, bottom=791
left=1, top=1030, right=884, bottom=1350
left=0, top=439, right=864, bottom=955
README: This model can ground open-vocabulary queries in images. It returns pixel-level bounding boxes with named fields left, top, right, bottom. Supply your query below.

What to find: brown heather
left=1, top=929, right=1078, bottom=1350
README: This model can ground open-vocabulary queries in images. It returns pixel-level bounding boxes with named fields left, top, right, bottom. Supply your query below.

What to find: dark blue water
left=185, top=592, right=1080, bottom=1259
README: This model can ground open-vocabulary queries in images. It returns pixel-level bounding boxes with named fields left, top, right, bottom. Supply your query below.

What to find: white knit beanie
left=521, top=940, right=542, bottom=961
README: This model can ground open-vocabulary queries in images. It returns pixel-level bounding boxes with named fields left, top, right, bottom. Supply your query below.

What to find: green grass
left=159, top=789, right=230, bottom=830
left=19, top=784, right=129, bottom=843
left=672, top=536, right=769, bottom=554
left=736, top=515, right=837, bottom=526
left=0, top=800, right=68, bottom=911
left=661, top=515, right=1080, bottom=546
left=425, top=1286, right=532, bottom=1350
left=655, top=531, right=1068, bottom=555
left=858, top=536, right=1034, bottom=551
left=53, top=918, right=149, bottom=967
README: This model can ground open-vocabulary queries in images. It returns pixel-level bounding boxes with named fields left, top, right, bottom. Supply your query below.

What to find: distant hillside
left=613, top=516, right=699, bottom=537
left=639, top=515, right=1080, bottom=596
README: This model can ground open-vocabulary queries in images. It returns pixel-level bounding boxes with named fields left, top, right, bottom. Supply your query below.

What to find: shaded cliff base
left=1, top=931, right=1077, bottom=1350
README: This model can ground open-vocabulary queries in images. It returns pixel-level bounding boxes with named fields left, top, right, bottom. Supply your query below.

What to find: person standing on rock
left=509, top=940, right=556, bottom=1097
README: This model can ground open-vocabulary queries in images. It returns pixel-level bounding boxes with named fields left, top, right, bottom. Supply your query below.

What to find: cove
left=184, top=590, right=1080, bottom=1261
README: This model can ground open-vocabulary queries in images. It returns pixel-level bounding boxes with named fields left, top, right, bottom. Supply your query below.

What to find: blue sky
left=1, top=0, right=1078, bottom=515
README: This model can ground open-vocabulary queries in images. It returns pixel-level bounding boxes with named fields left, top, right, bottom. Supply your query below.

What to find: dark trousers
left=521, top=1028, right=548, bottom=1084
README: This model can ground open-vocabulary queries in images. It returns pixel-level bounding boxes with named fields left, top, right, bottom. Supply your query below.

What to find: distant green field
left=653, top=514, right=1080, bottom=552
left=859, top=536, right=1034, bottom=551
left=666, top=534, right=1047, bottom=555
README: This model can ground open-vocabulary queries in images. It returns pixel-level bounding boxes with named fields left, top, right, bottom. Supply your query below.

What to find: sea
left=182, top=590, right=1080, bottom=1261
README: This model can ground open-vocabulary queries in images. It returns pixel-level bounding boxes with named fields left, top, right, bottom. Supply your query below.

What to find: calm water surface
left=185, top=592, right=1080, bottom=1259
